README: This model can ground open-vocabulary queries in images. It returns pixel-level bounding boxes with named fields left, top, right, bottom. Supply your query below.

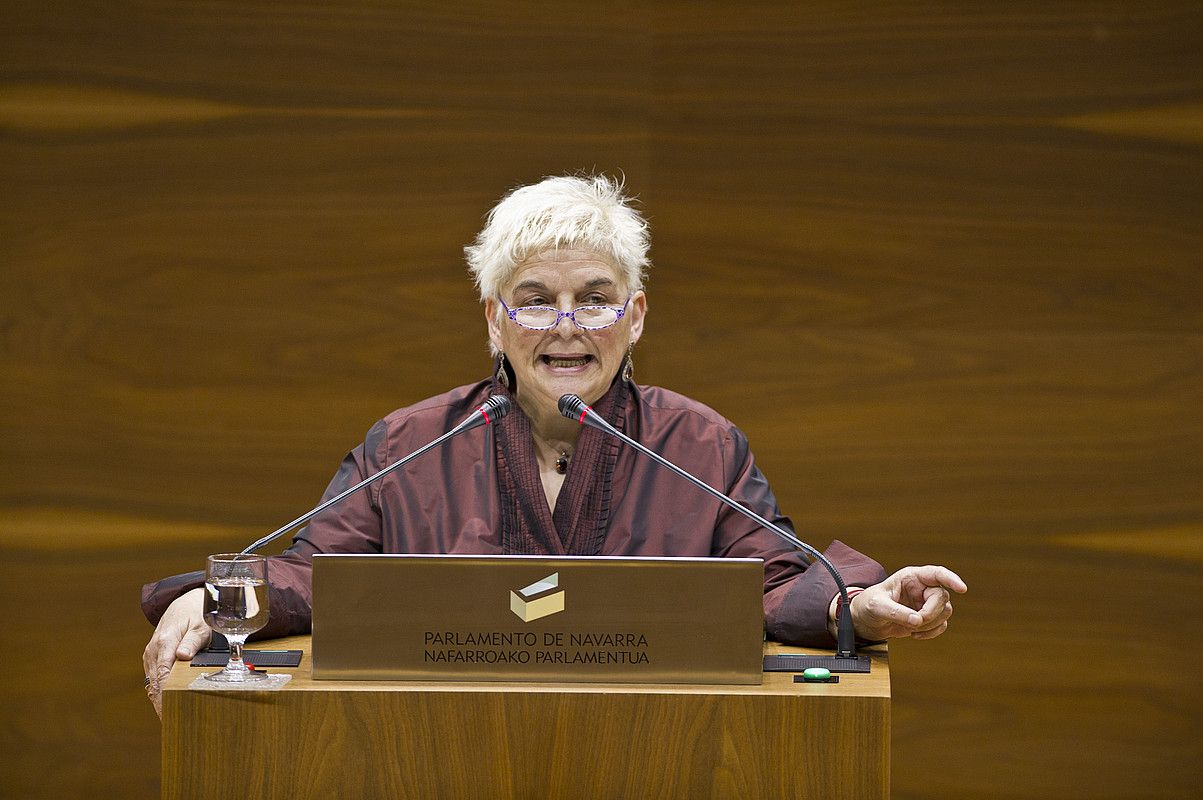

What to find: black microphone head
left=559, top=394, right=587, bottom=421
left=482, top=394, right=511, bottom=421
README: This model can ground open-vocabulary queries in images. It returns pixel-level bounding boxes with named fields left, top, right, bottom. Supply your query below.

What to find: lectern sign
left=311, top=554, right=765, bottom=684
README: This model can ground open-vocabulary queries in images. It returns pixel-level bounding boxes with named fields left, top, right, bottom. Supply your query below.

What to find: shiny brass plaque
left=311, top=554, right=765, bottom=684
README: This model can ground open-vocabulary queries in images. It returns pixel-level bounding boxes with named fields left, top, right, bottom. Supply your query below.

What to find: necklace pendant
left=555, top=452, right=570, bottom=474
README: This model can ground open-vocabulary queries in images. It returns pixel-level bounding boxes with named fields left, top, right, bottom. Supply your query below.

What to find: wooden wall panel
left=1, top=3, right=1199, bottom=798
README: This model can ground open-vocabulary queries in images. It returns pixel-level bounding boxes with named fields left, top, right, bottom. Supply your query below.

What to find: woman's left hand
left=848, top=565, right=968, bottom=641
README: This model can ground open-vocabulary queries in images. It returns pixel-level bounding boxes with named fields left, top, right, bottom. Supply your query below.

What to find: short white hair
left=465, top=174, right=650, bottom=302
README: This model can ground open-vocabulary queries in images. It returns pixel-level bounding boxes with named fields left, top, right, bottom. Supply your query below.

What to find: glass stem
left=226, top=635, right=249, bottom=673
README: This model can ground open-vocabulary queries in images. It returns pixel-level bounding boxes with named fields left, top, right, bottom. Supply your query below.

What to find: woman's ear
left=484, top=298, right=505, bottom=353
left=626, top=291, right=647, bottom=345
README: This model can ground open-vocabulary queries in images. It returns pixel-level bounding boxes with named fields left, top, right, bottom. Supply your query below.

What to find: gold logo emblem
left=510, top=573, right=564, bottom=622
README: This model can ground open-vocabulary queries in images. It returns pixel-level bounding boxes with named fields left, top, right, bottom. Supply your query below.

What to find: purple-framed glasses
left=500, top=297, right=631, bottom=331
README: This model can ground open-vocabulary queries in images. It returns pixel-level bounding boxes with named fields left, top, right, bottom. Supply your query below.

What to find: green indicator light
left=802, top=667, right=831, bottom=682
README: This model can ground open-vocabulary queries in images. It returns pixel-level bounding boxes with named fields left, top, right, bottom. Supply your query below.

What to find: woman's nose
left=554, top=310, right=580, bottom=336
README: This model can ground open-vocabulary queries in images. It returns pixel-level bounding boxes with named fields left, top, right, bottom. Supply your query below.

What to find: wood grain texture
left=1, top=2, right=1200, bottom=799
left=161, top=637, right=889, bottom=800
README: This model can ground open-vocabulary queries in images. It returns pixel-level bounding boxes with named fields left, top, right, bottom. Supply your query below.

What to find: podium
left=162, top=635, right=890, bottom=799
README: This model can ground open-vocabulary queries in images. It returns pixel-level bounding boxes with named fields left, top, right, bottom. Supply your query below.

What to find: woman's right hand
left=142, top=587, right=210, bottom=718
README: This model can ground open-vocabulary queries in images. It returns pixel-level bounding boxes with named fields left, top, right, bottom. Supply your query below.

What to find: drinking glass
left=202, top=554, right=270, bottom=682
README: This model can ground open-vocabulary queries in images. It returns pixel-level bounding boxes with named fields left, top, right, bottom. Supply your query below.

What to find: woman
left=142, top=175, right=965, bottom=713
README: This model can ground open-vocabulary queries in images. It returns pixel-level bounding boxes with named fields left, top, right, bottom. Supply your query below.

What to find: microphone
left=559, top=393, right=862, bottom=664
left=239, top=395, right=511, bottom=555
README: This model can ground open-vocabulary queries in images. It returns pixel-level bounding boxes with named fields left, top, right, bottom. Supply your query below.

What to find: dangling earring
left=496, top=354, right=511, bottom=390
left=621, top=343, right=635, bottom=383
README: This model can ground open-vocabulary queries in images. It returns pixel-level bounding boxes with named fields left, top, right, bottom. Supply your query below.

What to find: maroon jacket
left=141, top=379, right=885, bottom=645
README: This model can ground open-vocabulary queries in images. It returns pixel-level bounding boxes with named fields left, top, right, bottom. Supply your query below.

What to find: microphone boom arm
left=559, top=393, right=859, bottom=659
left=239, top=396, right=510, bottom=555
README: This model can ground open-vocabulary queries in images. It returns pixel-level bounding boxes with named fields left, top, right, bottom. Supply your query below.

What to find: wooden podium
left=162, top=636, right=890, bottom=799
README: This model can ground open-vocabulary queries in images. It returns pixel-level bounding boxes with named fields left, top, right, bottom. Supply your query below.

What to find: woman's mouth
left=541, top=354, right=593, bottom=369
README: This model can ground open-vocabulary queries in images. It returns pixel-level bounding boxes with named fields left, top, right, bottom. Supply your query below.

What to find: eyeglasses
left=499, top=297, right=630, bottom=331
